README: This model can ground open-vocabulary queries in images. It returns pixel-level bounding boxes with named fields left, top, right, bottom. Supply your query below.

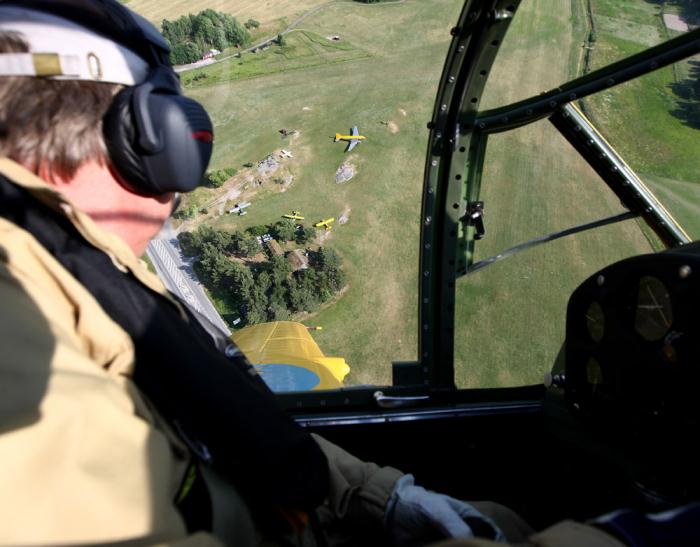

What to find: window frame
left=281, top=0, right=700, bottom=422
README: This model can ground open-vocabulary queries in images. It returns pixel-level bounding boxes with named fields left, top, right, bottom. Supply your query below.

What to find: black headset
left=2, top=0, right=214, bottom=196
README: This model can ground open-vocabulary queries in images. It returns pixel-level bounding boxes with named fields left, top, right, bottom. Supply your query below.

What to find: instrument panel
left=565, top=243, right=700, bottom=429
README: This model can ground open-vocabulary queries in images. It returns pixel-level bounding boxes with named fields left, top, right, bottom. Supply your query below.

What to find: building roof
left=267, top=239, right=284, bottom=257
left=287, top=249, right=309, bottom=271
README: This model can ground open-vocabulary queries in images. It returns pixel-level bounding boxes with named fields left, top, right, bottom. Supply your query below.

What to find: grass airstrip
left=131, top=0, right=698, bottom=388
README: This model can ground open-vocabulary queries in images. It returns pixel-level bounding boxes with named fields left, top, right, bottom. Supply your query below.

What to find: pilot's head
left=0, top=0, right=214, bottom=253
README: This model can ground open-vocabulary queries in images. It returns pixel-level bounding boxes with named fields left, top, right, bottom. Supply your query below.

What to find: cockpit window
left=449, top=0, right=699, bottom=388
left=454, top=120, right=653, bottom=388
left=137, top=0, right=698, bottom=402
left=136, top=0, right=464, bottom=392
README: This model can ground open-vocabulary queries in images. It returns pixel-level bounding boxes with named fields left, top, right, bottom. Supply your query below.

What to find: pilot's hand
left=384, top=474, right=505, bottom=546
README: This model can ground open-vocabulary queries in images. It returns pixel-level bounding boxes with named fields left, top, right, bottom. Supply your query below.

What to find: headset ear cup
left=103, top=86, right=153, bottom=195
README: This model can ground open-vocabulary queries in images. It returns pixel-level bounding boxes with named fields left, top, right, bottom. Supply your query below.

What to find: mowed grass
left=181, top=30, right=368, bottom=87
left=584, top=0, right=700, bottom=237
left=454, top=0, right=654, bottom=388
left=184, top=0, right=463, bottom=385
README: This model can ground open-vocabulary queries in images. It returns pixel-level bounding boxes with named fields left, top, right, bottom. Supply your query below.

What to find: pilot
left=8, top=1, right=692, bottom=546
left=0, top=1, right=527, bottom=545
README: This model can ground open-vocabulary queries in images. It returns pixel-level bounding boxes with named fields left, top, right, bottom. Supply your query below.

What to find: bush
left=203, top=167, right=237, bottom=188
left=162, top=10, right=250, bottom=65
left=244, top=18, right=260, bottom=29
left=246, top=224, right=269, bottom=237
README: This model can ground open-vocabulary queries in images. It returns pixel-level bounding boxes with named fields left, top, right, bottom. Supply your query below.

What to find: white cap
left=0, top=6, right=150, bottom=85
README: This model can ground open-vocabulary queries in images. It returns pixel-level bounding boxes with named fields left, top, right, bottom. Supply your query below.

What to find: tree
left=197, top=225, right=232, bottom=253
left=170, top=41, right=201, bottom=65
left=316, top=247, right=346, bottom=294
left=162, top=10, right=250, bottom=65
left=269, top=255, right=291, bottom=285
left=246, top=224, right=268, bottom=237
left=296, top=224, right=316, bottom=244
left=240, top=233, right=262, bottom=256
left=222, top=261, right=254, bottom=303
left=288, top=270, right=320, bottom=312
left=202, top=168, right=236, bottom=188
left=277, top=33, right=286, bottom=46
left=267, top=303, right=290, bottom=321
left=197, top=243, right=233, bottom=285
left=177, top=230, right=201, bottom=256
left=272, top=219, right=297, bottom=242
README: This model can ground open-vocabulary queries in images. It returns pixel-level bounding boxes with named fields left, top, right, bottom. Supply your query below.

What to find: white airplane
left=280, top=149, right=293, bottom=158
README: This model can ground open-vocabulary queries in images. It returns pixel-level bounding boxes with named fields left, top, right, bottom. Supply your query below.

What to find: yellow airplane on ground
left=314, top=218, right=335, bottom=231
left=334, top=126, right=366, bottom=152
left=283, top=210, right=304, bottom=220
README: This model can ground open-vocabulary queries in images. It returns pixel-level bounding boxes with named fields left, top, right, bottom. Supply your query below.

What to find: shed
left=287, top=249, right=309, bottom=271
left=267, top=239, right=284, bottom=257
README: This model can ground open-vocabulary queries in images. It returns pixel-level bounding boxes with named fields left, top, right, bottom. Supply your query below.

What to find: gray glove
left=384, top=474, right=505, bottom=546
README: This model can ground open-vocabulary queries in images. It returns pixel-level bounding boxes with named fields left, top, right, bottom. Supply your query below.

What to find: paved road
left=147, top=233, right=231, bottom=337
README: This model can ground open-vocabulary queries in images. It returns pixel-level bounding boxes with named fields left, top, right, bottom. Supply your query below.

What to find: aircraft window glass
left=578, top=54, right=700, bottom=239
left=480, top=0, right=689, bottom=110
left=479, top=0, right=595, bottom=110
left=134, top=0, right=465, bottom=392
left=454, top=121, right=654, bottom=388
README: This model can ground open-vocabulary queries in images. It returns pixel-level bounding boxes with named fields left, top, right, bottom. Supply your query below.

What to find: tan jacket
left=0, top=158, right=222, bottom=546
left=0, top=158, right=618, bottom=547
left=0, top=158, right=404, bottom=547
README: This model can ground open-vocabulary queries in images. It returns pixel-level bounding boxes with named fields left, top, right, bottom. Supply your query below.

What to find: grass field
left=175, top=0, right=463, bottom=385
left=583, top=0, right=700, bottom=237
left=181, top=30, right=368, bottom=87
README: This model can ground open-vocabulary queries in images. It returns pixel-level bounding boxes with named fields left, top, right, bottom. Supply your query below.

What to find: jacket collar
left=0, top=157, right=186, bottom=317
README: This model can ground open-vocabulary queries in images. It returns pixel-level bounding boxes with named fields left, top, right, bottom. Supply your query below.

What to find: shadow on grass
left=644, top=0, right=700, bottom=26
left=668, top=59, right=700, bottom=130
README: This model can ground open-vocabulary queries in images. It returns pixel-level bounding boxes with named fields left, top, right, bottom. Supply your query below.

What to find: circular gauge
left=586, top=358, right=604, bottom=394
left=586, top=301, right=605, bottom=343
left=635, top=276, right=673, bottom=342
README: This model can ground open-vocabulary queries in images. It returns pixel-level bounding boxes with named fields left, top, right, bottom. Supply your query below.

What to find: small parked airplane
left=283, top=210, right=304, bottom=220
left=314, top=218, right=335, bottom=231
left=280, top=149, right=293, bottom=158
left=334, top=126, right=366, bottom=152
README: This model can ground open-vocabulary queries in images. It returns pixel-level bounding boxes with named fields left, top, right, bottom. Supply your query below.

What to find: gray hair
left=0, top=31, right=122, bottom=179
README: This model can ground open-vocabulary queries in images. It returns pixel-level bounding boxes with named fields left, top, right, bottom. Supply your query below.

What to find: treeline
left=178, top=224, right=345, bottom=326
left=162, top=9, right=250, bottom=65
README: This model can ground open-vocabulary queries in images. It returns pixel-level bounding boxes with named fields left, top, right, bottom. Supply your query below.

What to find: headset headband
left=0, top=0, right=214, bottom=196
left=0, top=6, right=151, bottom=85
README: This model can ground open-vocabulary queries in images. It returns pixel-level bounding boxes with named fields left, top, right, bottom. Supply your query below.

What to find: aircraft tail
left=335, top=133, right=342, bottom=142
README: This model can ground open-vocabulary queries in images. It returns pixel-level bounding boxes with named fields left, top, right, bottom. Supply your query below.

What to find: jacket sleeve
left=312, top=433, right=403, bottom=533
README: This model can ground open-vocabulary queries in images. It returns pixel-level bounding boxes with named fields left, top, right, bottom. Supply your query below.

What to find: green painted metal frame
left=419, top=8, right=699, bottom=392
left=420, top=0, right=522, bottom=390
left=280, top=2, right=700, bottom=416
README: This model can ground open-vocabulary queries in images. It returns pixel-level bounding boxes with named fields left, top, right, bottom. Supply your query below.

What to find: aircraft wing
left=351, top=126, right=359, bottom=137
left=346, top=139, right=359, bottom=152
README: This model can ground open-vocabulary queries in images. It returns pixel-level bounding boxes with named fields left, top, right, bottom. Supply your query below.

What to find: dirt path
left=175, top=0, right=408, bottom=73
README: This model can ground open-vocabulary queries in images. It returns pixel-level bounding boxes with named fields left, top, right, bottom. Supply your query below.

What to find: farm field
left=126, top=0, right=323, bottom=28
